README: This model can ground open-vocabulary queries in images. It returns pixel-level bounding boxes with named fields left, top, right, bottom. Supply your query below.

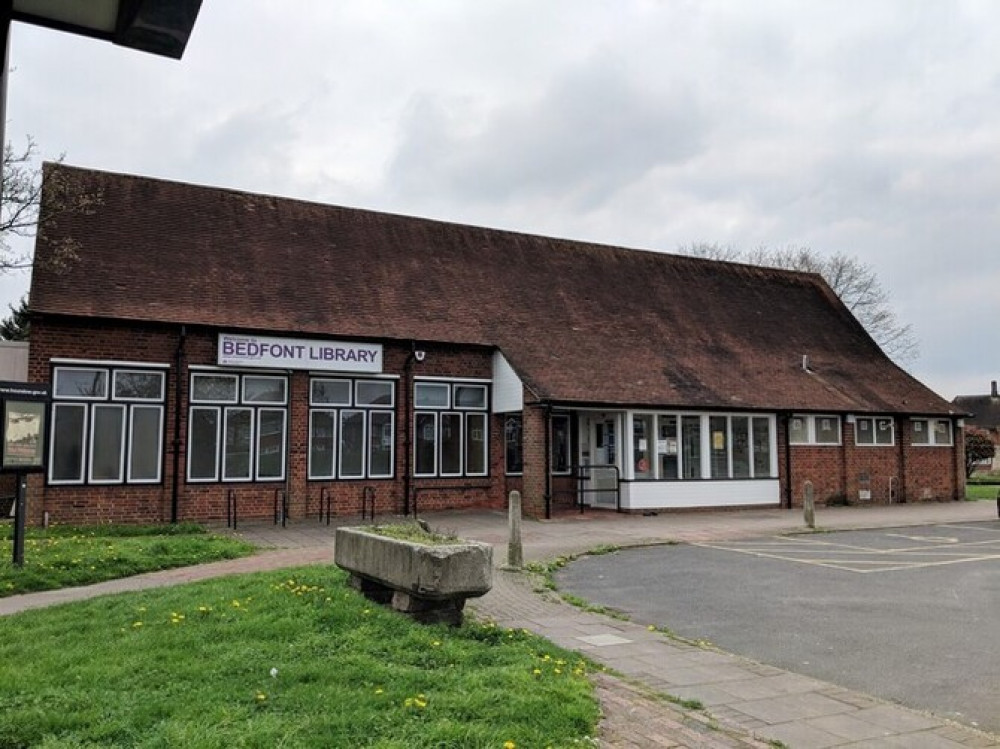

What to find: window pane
left=369, top=412, right=394, bottom=477
left=551, top=415, right=571, bottom=474
left=309, top=410, right=336, bottom=479
left=50, top=403, right=86, bottom=482
left=129, top=406, right=162, bottom=481
left=192, top=374, right=238, bottom=403
left=454, top=384, right=487, bottom=409
left=440, top=413, right=463, bottom=475
left=731, top=416, right=750, bottom=479
left=415, top=413, right=437, bottom=475
left=816, top=416, right=840, bottom=444
left=257, top=409, right=286, bottom=479
left=188, top=408, right=219, bottom=480
left=244, top=376, right=287, bottom=404
left=789, top=416, right=808, bottom=444
left=114, top=371, right=164, bottom=400
left=356, top=381, right=393, bottom=407
left=465, top=413, right=487, bottom=476
left=856, top=418, right=874, bottom=445
left=934, top=419, right=952, bottom=446
left=90, top=404, right=125, bottom=482
left=752, top=417, right=771, bottom=478
left=876, top=418, right=894, bottom=445
left=681, top=416, right=701, bottom=479
left=311, top=379, right=351, bottom=406
left=911, top=419, right=930, bottom=445
left=55, top=368, right=107, bottom=399
left=633, top=414, right=654, bottom=479
left=505, top=415, right=523, bottom=474
left=709, top=416, right=729, bottom=479
left=658, top=415, right=678, bottom=479
left=339, top=410, right=365, bottom=478
left=415, top=382, right=449, bottom=408
left=223, top=408, right=253, bottom=480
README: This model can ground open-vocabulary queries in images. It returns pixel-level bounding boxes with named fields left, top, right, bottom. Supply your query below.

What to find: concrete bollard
left=804, top=481, right=815, bottom=529
left=508, top=490, right=524, bottom=569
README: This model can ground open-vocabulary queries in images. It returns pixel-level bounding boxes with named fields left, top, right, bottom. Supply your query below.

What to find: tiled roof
left=953, top=394, right=1000, bottom=428
left=30, top=164, right=957, bottom=415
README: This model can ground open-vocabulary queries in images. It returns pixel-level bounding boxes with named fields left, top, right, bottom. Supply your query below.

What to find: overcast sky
left=5, top=1, right=998, bottom=399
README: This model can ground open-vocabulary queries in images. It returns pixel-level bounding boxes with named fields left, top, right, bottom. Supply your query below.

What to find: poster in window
left=3, top=400, right=46, bottom=469
left=712, top=431, right=725, bottom=450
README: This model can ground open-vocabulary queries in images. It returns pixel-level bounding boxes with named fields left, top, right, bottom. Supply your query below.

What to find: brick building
left=953, top=382, right=1000, bottom=472
left=25, top=164, right=965, bottom=524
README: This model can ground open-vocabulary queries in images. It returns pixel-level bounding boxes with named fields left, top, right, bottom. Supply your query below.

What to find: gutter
left=170, top=324, right=187, bottom=523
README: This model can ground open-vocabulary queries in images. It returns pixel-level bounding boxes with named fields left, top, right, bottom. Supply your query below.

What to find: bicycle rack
left=319, top=487, right=332, bottom=525
left=361, top=486, right=375, bottom=521
left=226, top=489, right=238, bottom=530
left=273, top=489, right=288, bottom=527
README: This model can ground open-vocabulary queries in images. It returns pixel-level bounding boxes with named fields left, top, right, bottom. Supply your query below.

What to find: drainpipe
left=543, top=403, right=552, bottom=519
left=403, top=343, right=416, bottom=516
left=170, top=325, right=187, bottom=523
left=782, top=412, right=793, bottom=509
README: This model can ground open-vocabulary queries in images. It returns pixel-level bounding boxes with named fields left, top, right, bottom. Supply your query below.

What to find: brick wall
left=780, top=416, right=963, bottom=507
left=28, top=316, right=507, bottom=524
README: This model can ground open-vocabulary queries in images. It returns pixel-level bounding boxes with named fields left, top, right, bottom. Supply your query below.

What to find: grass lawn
left=0, top=566, right=599, bottom=748
left=0, top=524, right=256, bottom=597
left=965, top=483, right=1000, bottom=501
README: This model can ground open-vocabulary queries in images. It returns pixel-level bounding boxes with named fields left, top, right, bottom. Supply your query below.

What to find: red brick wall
left=28, top=316, right=506, bottom=524
left=779, top=416, right=963, bottom=507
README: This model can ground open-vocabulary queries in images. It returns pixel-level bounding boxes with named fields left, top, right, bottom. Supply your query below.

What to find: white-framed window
left=413, top=380, right=489, bottom=478
left=649, top=412, right=773, bottom=480
left=789, top=415, right=841, bottom=445
left=49, top=365, right=166, bottom=485
left=307, top=377, right=395, bottom=480
left=188, top=372, right=288, bottom=482
left=856, top=416, right=894, bottom=446
left=911, top=418, right=953, bottom=446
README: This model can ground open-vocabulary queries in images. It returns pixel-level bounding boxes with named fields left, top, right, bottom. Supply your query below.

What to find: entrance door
left=578, top=413, right=620, bottom=509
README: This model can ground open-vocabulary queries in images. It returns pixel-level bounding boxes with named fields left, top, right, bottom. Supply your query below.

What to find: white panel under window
left=191, top=373, right=238, bottom=403
left=188, top=407, right=220, bottom=481
left=50, top=403, right=87, bottom=484
left=308, top=410, right=337, bottom=479
left=128, top=406, right=163, bottom=482
left=90, top=404, right=126, bottom=483
left=223, top=407, right=254, bottom=481
left=113, top=370, right=165, bottom=401
left=54, top=367, right=108, bottom=400
left=256, top=409, right=286, bottom=480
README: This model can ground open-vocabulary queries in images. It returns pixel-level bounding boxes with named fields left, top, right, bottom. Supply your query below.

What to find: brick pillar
left=521, top=404, right=547, bottom=518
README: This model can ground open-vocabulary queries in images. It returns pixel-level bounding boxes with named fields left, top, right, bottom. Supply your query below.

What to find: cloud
left=385, top=53, right=708, bottom=212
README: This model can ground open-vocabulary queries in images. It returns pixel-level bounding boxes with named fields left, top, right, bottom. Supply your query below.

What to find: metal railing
left=573, top=463, right=621, bottom=513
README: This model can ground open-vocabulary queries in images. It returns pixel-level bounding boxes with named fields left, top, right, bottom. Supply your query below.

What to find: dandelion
left=532, top=668, right=541, bottom=676
left=504, top=742, right=516, bottom=749
left=132, top=621, right=143, bottom=628
left=374, top=688, right=384, bottom=695
left=255, top=691, right=267, bottom=702
left=648, top=625, right=656, bottom=631
left=554, top=668, right=562, bottom=675
left=231, top=600, right=241, bottom=608
left=432, top=640, right=441, bottom=647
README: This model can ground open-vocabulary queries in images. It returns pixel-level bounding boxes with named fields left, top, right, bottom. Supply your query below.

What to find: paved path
left=4, top=501, right=999, bottom=747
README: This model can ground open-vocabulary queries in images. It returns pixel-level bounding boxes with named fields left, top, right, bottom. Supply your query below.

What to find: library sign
left=218, top=333, right=383, bottom=373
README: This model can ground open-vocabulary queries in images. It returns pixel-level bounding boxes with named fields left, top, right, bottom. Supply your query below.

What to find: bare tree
left=2, top=137, right=102, bottom=274
left=680, top=243, right=919, bottom=367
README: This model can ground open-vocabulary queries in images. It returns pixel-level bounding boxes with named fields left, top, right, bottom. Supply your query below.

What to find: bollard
left=507, top=490, right=524, bottom=569
left=996, top=489, right=999, bottom=519
left=804, top=481, right=815, bottom=529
